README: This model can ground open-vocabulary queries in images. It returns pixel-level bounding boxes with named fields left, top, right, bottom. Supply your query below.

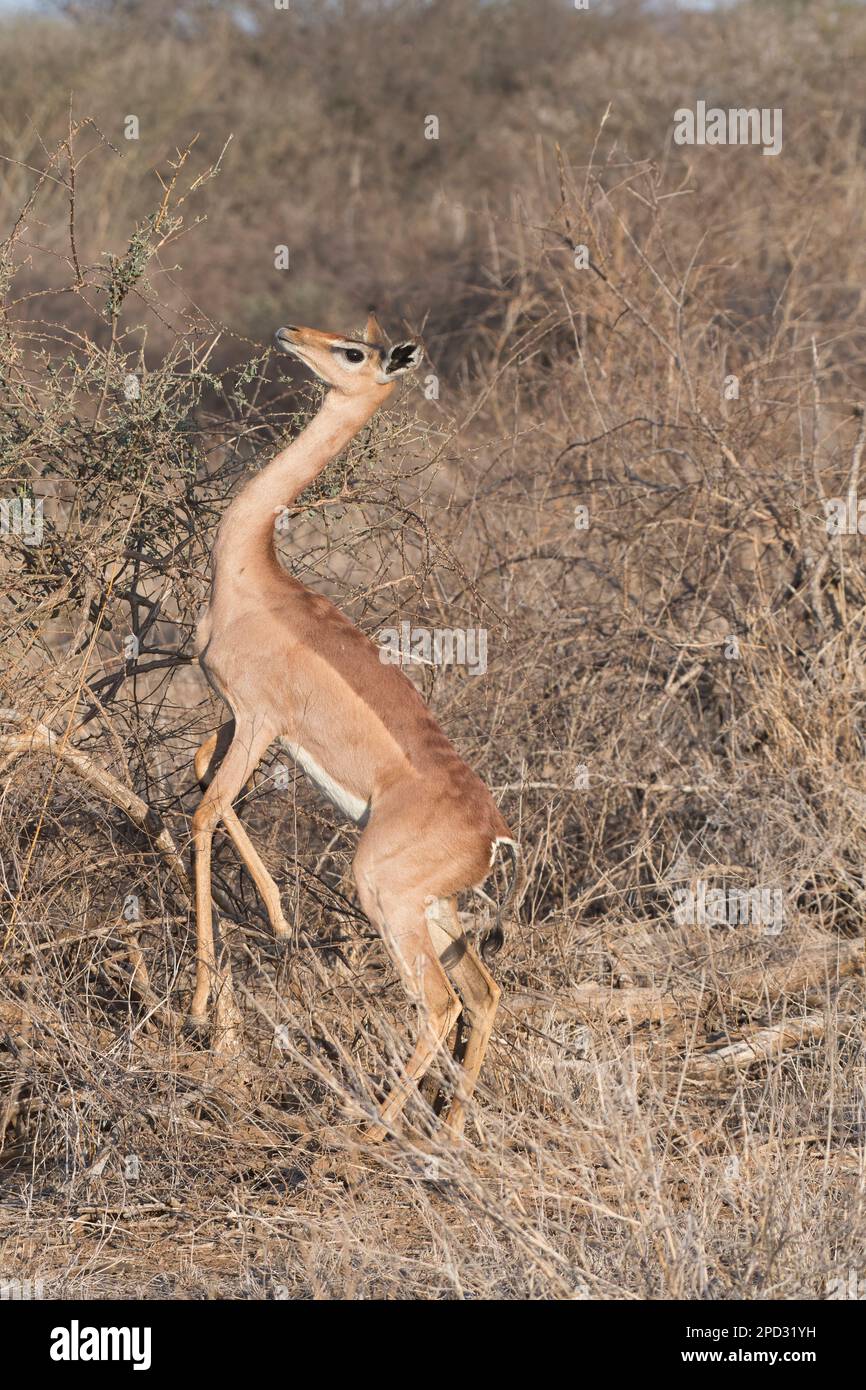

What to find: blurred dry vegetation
left=2, top=0, right=866, bottom=1299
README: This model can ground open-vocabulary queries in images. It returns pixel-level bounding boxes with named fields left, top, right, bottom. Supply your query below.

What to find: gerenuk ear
left=364, top=308, right=387, bottom=347
left=379, top=341, right=423, bottom=378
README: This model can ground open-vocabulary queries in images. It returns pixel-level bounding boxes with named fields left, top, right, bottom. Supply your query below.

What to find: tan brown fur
left=189, top=313, right=519, bottom=1141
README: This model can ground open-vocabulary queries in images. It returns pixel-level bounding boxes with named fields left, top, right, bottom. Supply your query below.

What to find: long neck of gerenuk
left=212, top=388, right=380, bottom=581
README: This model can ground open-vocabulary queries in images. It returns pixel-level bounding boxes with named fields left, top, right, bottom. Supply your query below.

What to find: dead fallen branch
left=0, top=714, right=190, bottom=903
left=688, top=1012, right=839, bottom=1076
left=508, top=983, right=682, bottom=1025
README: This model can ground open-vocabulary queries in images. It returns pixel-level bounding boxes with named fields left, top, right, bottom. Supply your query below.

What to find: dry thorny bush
left=1, top=0, right=866, bottom=1300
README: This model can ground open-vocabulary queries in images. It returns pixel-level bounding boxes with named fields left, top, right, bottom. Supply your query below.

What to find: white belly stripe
left=278, top=738, right=370, bottom=824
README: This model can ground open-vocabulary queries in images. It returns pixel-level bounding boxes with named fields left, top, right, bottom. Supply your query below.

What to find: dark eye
left=343, top=348, right=365, bottom=364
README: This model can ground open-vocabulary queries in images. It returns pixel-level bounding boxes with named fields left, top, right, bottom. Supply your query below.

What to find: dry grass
left=1, top=0, right=866, bottom=1300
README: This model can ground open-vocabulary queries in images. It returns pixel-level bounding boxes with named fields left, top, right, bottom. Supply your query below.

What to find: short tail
left=480, top=838, right=526, bottom=962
